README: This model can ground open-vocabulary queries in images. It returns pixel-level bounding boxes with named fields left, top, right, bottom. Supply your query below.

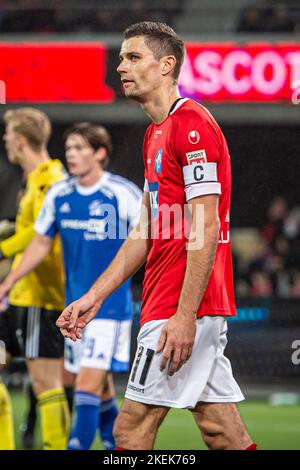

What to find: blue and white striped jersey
left=35, top=171, right=142, bottom=321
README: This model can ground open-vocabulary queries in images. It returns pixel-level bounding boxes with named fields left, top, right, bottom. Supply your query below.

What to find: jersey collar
left=75, top=171, right=110, bottom=195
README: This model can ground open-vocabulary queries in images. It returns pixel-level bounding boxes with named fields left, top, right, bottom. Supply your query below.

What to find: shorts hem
left=125, top=393, right=195, bottom=409
left=79, top=362, right=111, bottom=371
left=125, top=393, right=245, bottom=409
left=197, top=395, right=245, bottom=403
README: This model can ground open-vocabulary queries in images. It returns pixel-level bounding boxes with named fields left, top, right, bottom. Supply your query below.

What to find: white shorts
left=64, top=318, right=132, bottom=374
left=125, top=316, right=244, bottom=409
left=64, top=337, right=83, bottom=374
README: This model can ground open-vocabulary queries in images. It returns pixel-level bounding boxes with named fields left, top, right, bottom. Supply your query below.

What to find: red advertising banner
left=179, top=42, right=300, bottom=103
left=0, top=41, right=299, bottom=104
left=0, top=42, right=115, bottom=103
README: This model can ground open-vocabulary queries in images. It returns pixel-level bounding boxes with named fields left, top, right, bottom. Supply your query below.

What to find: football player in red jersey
left=57, top=22, right=256, bottom=451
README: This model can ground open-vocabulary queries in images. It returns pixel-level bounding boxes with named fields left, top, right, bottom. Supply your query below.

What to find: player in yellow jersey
left=0, top=108, right=70, bottom=450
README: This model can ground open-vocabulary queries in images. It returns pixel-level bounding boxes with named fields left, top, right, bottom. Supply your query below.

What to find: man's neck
left=21, top=149, right=49, bottom=177
left=77, top=167, right=104, bottom=187
left=141, top=86, right=181, bottom=124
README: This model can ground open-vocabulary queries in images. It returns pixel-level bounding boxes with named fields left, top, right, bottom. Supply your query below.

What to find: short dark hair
left=124, top=21, right=185, bottom=82
left=63, top=122, right=113, bottom=169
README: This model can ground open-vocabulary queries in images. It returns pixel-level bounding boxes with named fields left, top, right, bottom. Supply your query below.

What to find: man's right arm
left=57, top=191, right=152, bottom=339
left=0, top=234, right=53, bottom=304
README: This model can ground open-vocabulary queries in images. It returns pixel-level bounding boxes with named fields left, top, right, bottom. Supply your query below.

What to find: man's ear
left=161, top=55, right=176, bottom=77
left=95, top=147, right=107, bottom=164
left=17, top=134, right=28, bottom=151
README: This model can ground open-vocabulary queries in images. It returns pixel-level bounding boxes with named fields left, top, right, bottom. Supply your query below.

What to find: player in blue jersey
left=0, top=122, right=142, bottom=450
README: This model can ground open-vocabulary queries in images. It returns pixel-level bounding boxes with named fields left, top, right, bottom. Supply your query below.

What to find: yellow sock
left=0, top=382, right=15, bottom=450
left=38, top=387, right=70, bottom=450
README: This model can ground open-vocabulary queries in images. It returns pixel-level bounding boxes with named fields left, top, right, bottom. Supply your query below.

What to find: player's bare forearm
left=58, top=230, right=150, bottom=340
left=88, top=191, right=152, bottom=303
left=57, top=193, right=152, bottom=340
left=89, top=224, right=151, bottom=303
left=2, top=233, right=52, bottom=289
left=176, top=195, right=219, bottom=319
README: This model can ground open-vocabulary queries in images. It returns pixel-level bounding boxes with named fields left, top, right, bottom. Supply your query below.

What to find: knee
left=200, top=420, right=228, bottom=450
left=75, top=377, right=100, bottom=396
left=31, top=373, right=62, bottom=396
left=31, top=377, right=53, bottom=396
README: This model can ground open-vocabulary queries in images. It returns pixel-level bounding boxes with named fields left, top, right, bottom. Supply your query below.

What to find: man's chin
left=124, top=89, right=142, bottom=102
left=8, top=154, right=18, bottom=164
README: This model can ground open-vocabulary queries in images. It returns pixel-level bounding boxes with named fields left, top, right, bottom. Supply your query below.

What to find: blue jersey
left=35, top=171, right=142, bottom=321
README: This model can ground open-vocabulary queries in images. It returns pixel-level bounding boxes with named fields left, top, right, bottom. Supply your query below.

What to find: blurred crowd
left=236, top=0, right=300, bottom=33
left=0, top=0, right=299, bottom=34
left=0, top=0, right=181, bottom=33
left=234, top=197, right=300, bottom=299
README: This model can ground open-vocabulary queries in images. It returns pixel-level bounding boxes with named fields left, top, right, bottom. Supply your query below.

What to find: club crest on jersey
left=186, top=149, right=207, bottom=165
left=155, top=148, right=163, bottom=174
left=188, top=130, right=200, bottom=144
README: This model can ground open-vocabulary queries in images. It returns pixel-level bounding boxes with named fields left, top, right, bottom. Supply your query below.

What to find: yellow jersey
left=0, top=159, right=66, bottom=310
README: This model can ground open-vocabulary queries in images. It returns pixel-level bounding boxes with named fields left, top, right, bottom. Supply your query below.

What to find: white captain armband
left=183, top=162, right=221, bottom=200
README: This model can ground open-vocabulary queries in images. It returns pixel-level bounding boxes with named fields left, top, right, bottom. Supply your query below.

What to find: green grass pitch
left=11, top=392, right=300, bottom=450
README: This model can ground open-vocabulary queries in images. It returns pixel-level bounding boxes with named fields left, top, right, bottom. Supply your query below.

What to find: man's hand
left=56, top=290, right=103, bottom=341
left=156, top=314, right=196, bottom=376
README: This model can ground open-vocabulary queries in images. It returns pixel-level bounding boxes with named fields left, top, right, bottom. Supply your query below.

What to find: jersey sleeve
left=127, top=185, right=143, bottom=229
left=32, top=163, right=66, bottom=220
left=34, top=184, right=59, bottom=238
left=0, top=226, right=35, bottom=258
left=0, top=184, right=36, bottom=257
left=113, top=182, right=143, bottom=230
left=173, top=114, right=222, bottom=201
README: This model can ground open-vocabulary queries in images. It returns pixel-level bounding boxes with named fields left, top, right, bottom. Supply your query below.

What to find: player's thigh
left=26, top=357, right=64, bottom=395
left=192, top=402, right=251, bottom=448
left=75, top=367, right=109, bottom=396
left=63, top=366, right=76, bottom=389
left=114, top=398, right=170, bottom=449
left=101, top=372, right=116, bottom=400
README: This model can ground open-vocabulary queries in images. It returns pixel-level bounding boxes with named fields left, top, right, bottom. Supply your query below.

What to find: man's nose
left=117, top=61, right=128, bottom=74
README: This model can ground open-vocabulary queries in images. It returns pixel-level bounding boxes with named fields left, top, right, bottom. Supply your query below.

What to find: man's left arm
left=157, top=194, right=220, bottom=376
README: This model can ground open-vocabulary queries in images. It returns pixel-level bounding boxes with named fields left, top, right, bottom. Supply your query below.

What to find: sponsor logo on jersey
left=154, top=129, right=162, bottom=139
left=188, top=130, right=200, bottom=144
left=155, top=148, right=163, bottom=174
left=225, top=210, right=230, bottom=222
left=89, top=200, right=102, bottom=217
left=59, top=202, right=71, bottom=213
left=186, top=149, right=207, bottom=165
left=155, top=149, right=162, bottom=173
left=61, top=218, right=105, bottom=233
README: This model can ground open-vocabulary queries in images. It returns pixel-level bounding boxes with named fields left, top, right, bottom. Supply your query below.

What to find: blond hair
left=4, top=107, right=51, bottom=151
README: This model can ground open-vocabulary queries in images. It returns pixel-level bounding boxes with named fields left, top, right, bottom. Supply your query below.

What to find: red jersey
left=140, top=98, right=236, bottom=326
